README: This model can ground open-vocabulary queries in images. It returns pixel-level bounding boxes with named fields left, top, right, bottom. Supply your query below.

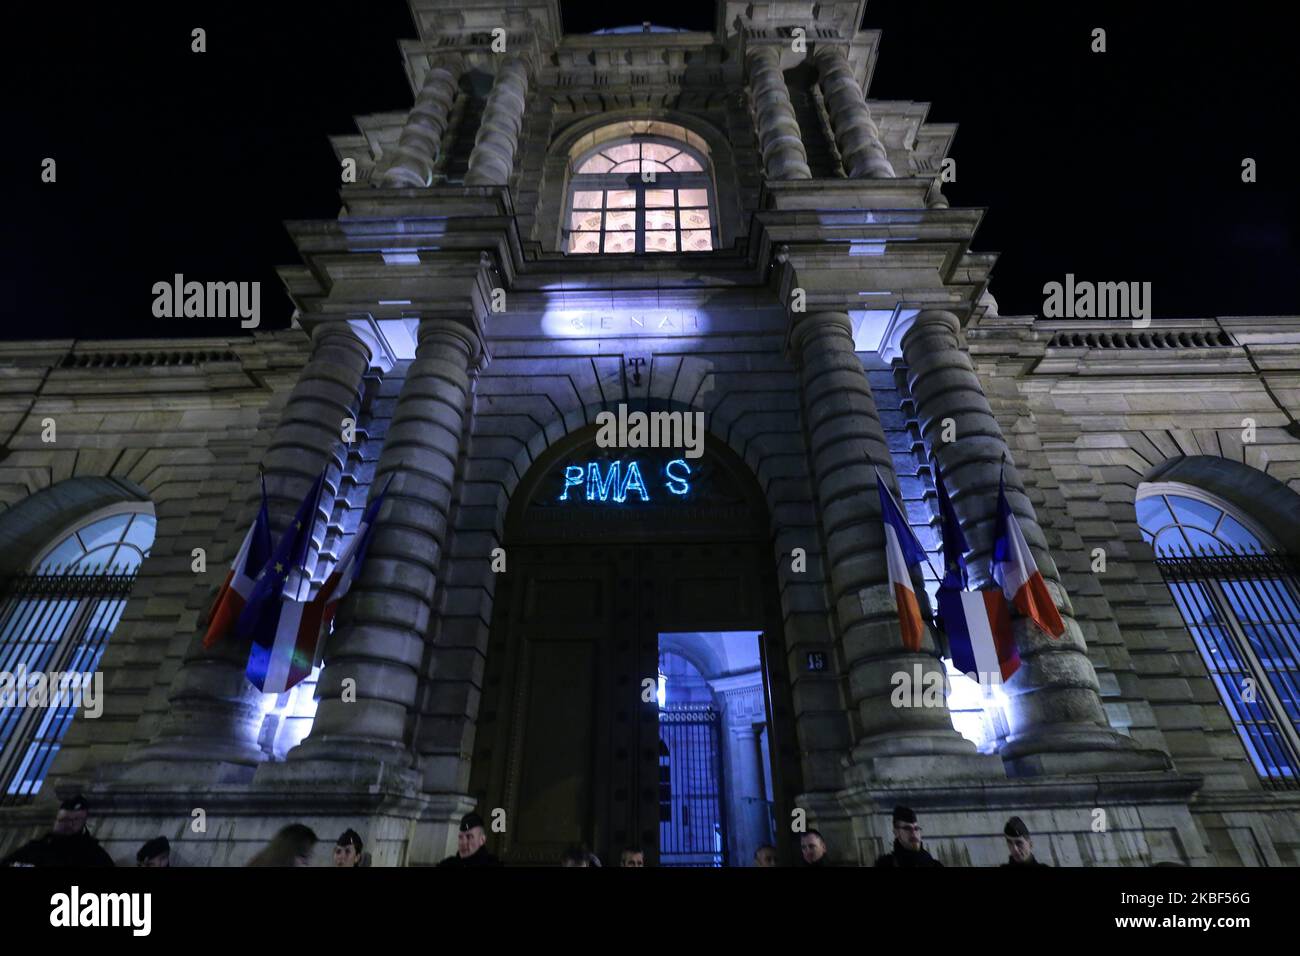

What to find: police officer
left=436, top=812, right=502, bottom=867
left=136, top=836, right=170, bottom=867
left=332, top=829, right=364, bottom=867
left=799, top=830, right=829, bottom=866
left=874, top=805, right=943, bottom=868
left=1000, top=816, right=1049, bottom=867
left=1, top=795, right=115, bottom=867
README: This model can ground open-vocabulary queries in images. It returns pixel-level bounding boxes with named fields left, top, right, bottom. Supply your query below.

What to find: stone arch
left=535, top=107, right=746, bottom=251
left=416, top=378, right=827, bottom=809
left=0, top=476, right=154, bottom=576
left=1140, top=455, right=1300, bottom=555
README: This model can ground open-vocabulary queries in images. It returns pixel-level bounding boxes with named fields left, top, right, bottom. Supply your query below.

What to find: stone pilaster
left=812, top=46, right=894, bottom=179
left=118, top=321, right=372, bottom=782
left=276, top=318, right=481, bottom=776
left=745, top=45, right=811, bottom=181
left=793, top=311, right=1000, bottom=783
left=374, top=56, right=464, bottom=189
left=464, top=56, right=529, bottom=187
left=900, top=310, right=1170, bottom=775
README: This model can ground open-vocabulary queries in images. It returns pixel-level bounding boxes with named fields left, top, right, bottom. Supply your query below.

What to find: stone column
left=121, top=321, right=372, bottom=780
left=792, top=312, right=999, bottom=782
left=464, top=56, right=529, bottom=187
left=283, top=318, right=481, bottom=772
left=812, top=46, right=894, bottom=179
left=901, top=310, right=1169, bottom=774
left=374, top=56, right=464, bottom=188
left=745, top=45, right=811, bottom=181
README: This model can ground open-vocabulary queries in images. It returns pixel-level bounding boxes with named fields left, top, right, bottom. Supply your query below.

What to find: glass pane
left=568, top=233, right=601, bottom=254
left=576, top=155, right=613, bottom=174
left=645, top=231, right=678, bottom=252
left=38, top=535, right=86, bottom=572
left=645, top=190, right=675, bottom=208
left=678, top=189, right=708, bottom=207
left=610, top=161, right=640, bottom=173
left=646, top=209, right=676, bottom=230
left=1217, top=514, right=1263, bottom=552
left=1183, top=527, right=1225, bottom=554
left=640, top=160, right=671, bottom=174
left=570, top=211, right=603, bottom=232
left=603, top=143, right=639, bottom=163
left=667, top=153, right=702, bottom=172
left=1153, top=527, right=1189, bottom=556
left=78, top=514, right=131, bottom=552
left=602, top=233, right=635, bottom=253
left=680, top=208, right=711, bottom=229
left=642, top=143, right=677, bottom=163
left=73, top=546, right=119, bottom=571
left=572, top=190, right=603, bottom=209
left=1169, top=495, right=1221, bottom=532
left=604, top=210, right=635, bottom=231
left=1136, top=495, right=1175, bottom=535
left=681, top=230, right=713, bottom=251
left=122, top=514, right=156, bottom=553
left=606, top=190, right=636, bottom=209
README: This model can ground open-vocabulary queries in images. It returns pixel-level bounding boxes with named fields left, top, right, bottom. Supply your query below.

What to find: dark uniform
left=2, top=795, right=115, bottom=868
left=874, top=840, right=944, bottom=868
left=3, top=830, right=115, bottom=868
left=1000, top=816, right=1049, bottom=867
left=873, top=805, right=943, bottom=868
left=436, top=812, right=502, bottom=867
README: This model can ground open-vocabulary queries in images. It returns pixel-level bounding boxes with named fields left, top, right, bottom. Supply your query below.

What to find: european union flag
left=235, top=469, right=327, bottom=643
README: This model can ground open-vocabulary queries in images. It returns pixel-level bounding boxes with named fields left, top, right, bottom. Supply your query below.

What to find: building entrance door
left=466, top=428, right=802, bottom=865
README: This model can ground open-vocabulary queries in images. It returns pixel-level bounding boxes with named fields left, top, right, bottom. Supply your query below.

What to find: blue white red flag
left=202, top=475, right=273, bottom=649
left=876, top=469, right=927, bottom=653
left=992, top=469, right=1065, bottom=639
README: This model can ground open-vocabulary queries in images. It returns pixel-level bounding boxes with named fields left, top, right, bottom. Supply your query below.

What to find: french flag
left=992, top=469, right=1065, bottom=639
left=242, top=470, right=327, bottom=694
left=934, top=461, right=1020, bottom=683
left=939, top=588, right=1019, bottom=684
left=202, top=477, right=273, bottom=649
left=876, top=469, right=927, bottom=653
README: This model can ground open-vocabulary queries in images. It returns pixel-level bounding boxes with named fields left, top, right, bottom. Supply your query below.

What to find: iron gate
left=0, top=567, right=137, bottom=804
left=1157, top=548, right=1300, bottom=789
left=657, top=705, right=726, bottom=866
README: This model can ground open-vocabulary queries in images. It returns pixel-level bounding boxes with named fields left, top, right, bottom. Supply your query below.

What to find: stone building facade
left=1, top=0, right=1298, bottom=866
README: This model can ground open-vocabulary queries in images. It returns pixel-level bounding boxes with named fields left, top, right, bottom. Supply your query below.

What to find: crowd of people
left=1, top=799, right=1048, bottom=868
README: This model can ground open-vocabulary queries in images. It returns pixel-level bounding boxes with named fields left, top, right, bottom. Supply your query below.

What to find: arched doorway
left=467, top=426, right=802, bottom=865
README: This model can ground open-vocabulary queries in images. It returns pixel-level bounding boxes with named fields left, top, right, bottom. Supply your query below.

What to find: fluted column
left=813, top=46, right=894, bottom=179
left=123, top=322, right=372, bottom=778
left=285, top=318, right=480, bottom=769
left=464, top=56, right=529, bottom=187
left=374, top=56, right=464, bottom=188
left=793, top=312, right=999, bottom=783
left=901, top=310, right=1169, bottom=775
left=745, top=45, right=811, bottom=181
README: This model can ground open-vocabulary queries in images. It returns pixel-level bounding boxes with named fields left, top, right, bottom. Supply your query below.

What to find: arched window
left=1138, top=483, right=1300, bottom=789
left=564, top=121, right=717, bottom=255
left=0, top=506, right=155, bottom=801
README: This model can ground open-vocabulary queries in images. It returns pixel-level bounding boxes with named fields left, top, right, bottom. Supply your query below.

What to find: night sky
left=3, top=1, right=1296, bottom=341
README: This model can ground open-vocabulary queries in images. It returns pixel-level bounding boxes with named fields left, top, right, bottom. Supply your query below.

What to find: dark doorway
left=467, top=427, right=802, bottom=865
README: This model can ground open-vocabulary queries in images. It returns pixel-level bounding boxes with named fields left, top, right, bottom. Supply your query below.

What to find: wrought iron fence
left=658, top=705, right=726, bottom=866
left=1156, top=548, right=1300, bottom=790
left=0, top=566, right=137, bottom=805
